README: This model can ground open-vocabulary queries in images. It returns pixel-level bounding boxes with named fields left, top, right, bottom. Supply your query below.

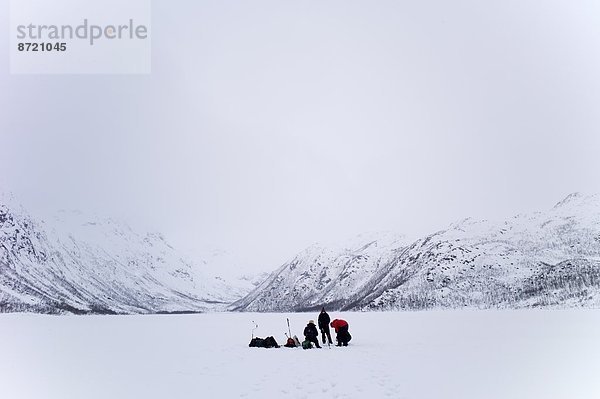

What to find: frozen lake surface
left=1, top=310, right=599, bottom=399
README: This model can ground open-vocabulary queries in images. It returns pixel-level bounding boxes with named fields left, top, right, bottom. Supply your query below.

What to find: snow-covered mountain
left=232, top=193, right=600, bottom=311
left=0, top=196, right=255, bottom=314
left=4, top=193, right=600, bottom=314
left=231, top=232, right=409, bottom=312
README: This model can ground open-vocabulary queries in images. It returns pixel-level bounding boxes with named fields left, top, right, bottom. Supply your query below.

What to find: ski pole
left=251, top=321, right=258, bottom=339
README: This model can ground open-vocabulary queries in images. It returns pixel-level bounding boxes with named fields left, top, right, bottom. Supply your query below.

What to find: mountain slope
left=230, top=232, right=409, bottom=311
left=232, top=194, right=600, bottom=311
left=0, top=199, right=243, bottom=314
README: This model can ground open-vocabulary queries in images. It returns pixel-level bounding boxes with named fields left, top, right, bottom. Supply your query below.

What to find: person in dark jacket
left=330, top=319, right=351, bottom=346
left=318, top=307, right=333, bottom=345
left=303, top=320, right=321, bottom=348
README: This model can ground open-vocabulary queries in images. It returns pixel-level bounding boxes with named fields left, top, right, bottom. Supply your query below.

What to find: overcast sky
left=2, top=0, right=600, bottom=272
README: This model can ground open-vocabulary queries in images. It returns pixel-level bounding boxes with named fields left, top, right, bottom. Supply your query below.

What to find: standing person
left=330, top=319, right=352, bottom=347
left=318, top=307, right=333, bottom=345
left=303, top=320, right=322, bottom=348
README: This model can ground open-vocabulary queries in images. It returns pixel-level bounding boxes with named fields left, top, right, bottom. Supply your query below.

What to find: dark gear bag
left=249, top=336, right=280, bottom=348
left=249, top=337, right=266, bottom=347
left=263, top=336, right=280, bottom=348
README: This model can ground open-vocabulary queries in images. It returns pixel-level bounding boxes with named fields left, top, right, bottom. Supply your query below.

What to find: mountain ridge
left=0, top=199, right=254, bottom=314
left=3, top=193, right=599, bottom=314
left=232, top=193, right=600, bottom=312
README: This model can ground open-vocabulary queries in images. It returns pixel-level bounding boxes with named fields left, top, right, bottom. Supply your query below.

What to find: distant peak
left=553, top=192, right=596, bottom=209
left=0, top=192, right=27, bottom=217
left=0, top=191, right=17, bottom=206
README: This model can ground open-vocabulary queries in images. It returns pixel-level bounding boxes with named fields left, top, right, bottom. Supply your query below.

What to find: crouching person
left=330, top=319, right=352, bottom=346
left=303, top=320, right=322, bottom=348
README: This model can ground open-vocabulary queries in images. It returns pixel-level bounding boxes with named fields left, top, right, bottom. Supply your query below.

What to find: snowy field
left=1, top=310, right=599, bottom=399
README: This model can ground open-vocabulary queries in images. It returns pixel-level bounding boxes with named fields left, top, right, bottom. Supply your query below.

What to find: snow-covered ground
left=1, top=310, right=599, bottom=399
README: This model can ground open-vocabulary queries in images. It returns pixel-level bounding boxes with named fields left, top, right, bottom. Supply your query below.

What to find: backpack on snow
left=249, top=336, right=280, bottom=348
left=302, top=340, right=313, bottom=350
left=284, top=337, right=296, bottom=348
left=264, top=336, right=279, bottom=348
left=249, top=337, right=266, bottom=348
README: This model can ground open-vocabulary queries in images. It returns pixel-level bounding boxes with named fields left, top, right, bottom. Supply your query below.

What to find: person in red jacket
left=330, top=319, right=352, bottom=346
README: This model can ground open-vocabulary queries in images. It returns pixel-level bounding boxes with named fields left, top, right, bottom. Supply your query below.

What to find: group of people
left=303, top=307, right=352, bottom=348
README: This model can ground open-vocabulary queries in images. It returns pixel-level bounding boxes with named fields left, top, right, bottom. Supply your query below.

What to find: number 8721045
left=17, top=42, right=67, bottom=52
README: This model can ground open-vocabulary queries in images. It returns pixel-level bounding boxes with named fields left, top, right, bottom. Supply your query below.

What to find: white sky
left=2, top=0, right=600, bottom=272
